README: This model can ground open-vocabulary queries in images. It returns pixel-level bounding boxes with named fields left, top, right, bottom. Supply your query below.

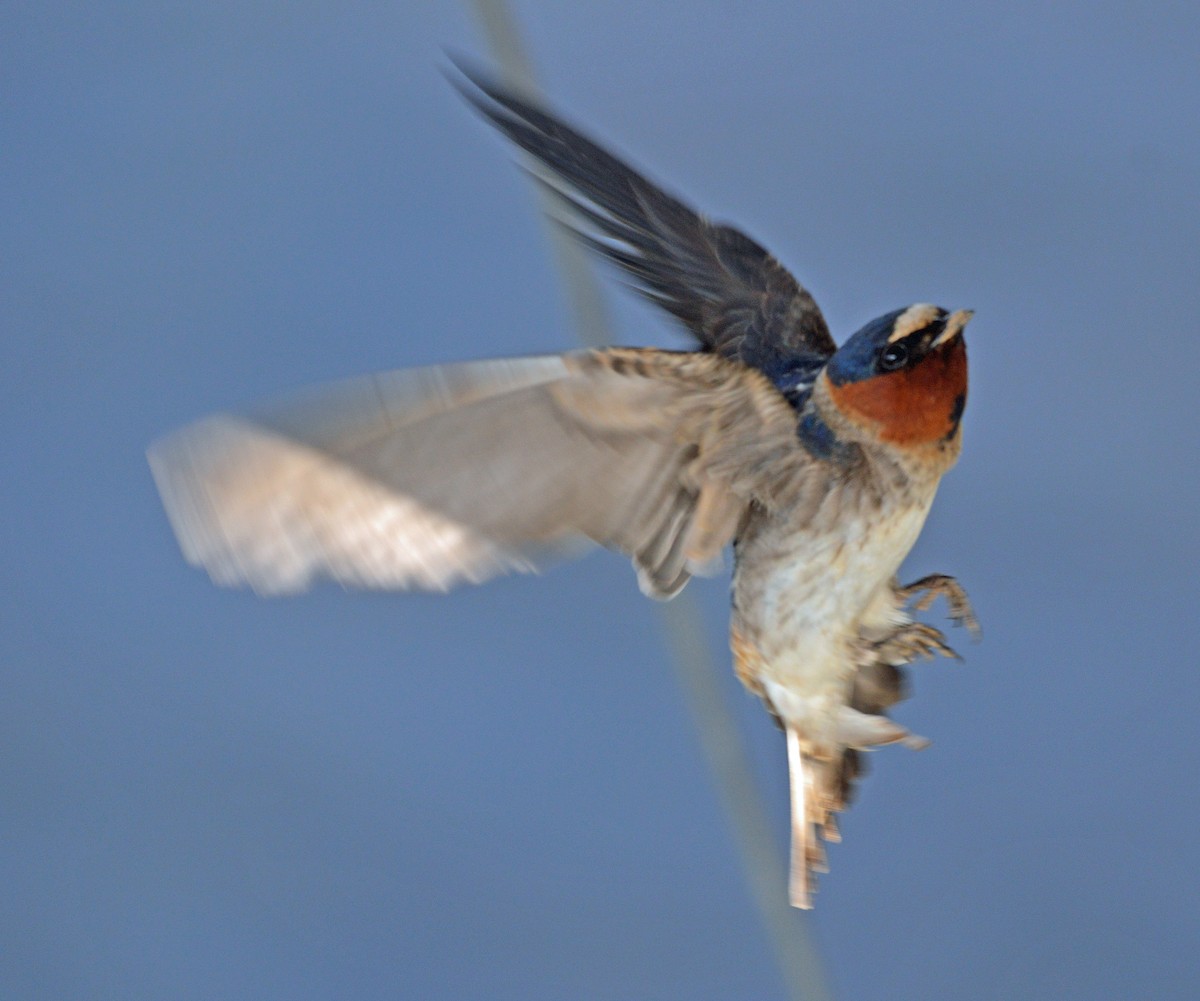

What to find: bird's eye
left=879, top=342, right=909, bottom=372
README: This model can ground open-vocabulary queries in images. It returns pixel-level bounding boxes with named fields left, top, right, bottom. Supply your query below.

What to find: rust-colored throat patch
left=827, top=338, right=967, bottom=445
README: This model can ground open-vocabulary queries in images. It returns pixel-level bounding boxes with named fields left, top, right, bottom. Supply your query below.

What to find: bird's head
left=820, top=304, right=970, bottom=449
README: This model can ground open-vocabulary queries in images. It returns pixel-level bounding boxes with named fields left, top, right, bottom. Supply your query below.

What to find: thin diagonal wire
left=465, top=5, right=834, bottom=999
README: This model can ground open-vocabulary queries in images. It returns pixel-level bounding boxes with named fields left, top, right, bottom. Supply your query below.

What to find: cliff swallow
left=149, top=67, right=978, bottom=907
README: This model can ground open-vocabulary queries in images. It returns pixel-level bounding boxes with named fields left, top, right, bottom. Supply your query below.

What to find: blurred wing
left=148, top=350, right=812, bottom=597
left=453, top=65, right=836, bottom=374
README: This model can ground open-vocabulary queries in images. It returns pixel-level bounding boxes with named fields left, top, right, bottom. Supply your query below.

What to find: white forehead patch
left=886, top=303, right=943, bottom=343
left=931, top=309, right=974, bottom=347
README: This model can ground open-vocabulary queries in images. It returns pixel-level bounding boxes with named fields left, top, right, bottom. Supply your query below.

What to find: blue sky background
left=4, top=3, right=1199, bottom=999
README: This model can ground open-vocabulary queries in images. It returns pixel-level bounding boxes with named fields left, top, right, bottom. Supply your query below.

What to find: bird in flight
left=149, top=65, right=978, bottom=908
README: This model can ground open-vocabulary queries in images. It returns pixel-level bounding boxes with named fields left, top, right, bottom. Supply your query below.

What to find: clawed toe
left=874, top=621, right=961, bottom=664
left=898, top=573, right=981, bottom=639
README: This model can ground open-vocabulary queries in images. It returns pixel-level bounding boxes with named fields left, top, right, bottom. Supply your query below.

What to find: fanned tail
left=785, top=729, right=860, bottom=909
left=786, top=727, right=823, bottom=909
left=787, top=713, right=929, bottom=908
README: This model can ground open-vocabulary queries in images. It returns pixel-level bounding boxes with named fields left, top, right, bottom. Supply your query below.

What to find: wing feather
left=148, top=350, right=811, bottom=597
left=452, top=65, right=837, bottom=374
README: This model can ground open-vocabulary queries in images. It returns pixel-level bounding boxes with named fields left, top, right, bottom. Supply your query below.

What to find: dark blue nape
left=825, top=308, right=908, bottom=386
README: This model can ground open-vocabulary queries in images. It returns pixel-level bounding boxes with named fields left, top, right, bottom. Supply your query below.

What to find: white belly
left=734, top=493, right=935, bottom=735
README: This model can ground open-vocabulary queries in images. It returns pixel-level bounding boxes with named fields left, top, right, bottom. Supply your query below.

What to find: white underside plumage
left=739, top=491, right=934, bottom=732
left=733, top=483, right=940, bottom=907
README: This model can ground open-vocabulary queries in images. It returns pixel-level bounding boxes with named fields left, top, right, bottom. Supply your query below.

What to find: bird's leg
left=898, top=573, right=981, bottom=638
left=873, top=621, right=961, bottom=664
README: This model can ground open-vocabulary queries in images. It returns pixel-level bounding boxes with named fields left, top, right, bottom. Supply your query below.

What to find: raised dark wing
left=453, top=65, right=837, bottom=377
left=148, top=350, right=816, bottom=598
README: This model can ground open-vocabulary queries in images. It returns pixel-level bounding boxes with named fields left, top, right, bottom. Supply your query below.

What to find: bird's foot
left=898, top=573, right=981, bottom=639
left=873, top=621, right=961, bottom=664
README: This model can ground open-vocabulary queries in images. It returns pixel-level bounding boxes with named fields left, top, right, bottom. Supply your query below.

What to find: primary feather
left=451, top=64, right=836, bottom=377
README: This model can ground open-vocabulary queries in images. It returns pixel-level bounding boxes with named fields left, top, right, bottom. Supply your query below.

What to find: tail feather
left=786, top=728, right=843, bottom=906
left=786, top=723, right=921, bottom=908
left=785, top=727, right=816, bottom=908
